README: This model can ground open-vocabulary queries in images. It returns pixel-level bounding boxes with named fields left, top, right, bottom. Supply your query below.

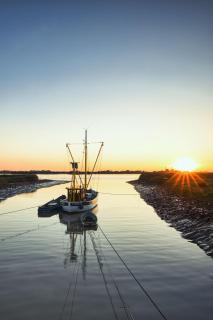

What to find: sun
left=172, top=157, right=198, bottom=172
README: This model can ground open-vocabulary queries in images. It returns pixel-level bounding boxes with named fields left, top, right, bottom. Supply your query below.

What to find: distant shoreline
left=0, top=170, right=142, bottom=174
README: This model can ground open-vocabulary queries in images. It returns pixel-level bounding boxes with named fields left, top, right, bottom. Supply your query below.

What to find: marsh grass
left=138, top=171, right=213, bottom=206
left=0, top=174, right=39, bottom=189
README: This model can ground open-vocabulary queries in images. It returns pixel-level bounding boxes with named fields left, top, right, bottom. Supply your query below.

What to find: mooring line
left=95, top=231, right=135, bottom=320
left=69, top=236, right=83, bottom=320
left=98, top=225, right=168, bottom=320
left=100, top=192, right=137, bottom=196
left=58, top=238, right=81, bottom=320
left=0, top=205, right=39, bottom=216
left=89, top=231, right=120, bottom=320
left=94, top=231, right=135, bottom=320
left=0, top=222, right=58, bottom=242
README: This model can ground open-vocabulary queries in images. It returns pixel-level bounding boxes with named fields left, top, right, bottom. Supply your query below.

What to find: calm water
left=0, top=174, right=212, bottom=320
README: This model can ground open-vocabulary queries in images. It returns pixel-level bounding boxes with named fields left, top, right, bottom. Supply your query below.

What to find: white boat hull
left=60, top=191, right=98, bottom=214
left=62, top=203, right=97, bottom=213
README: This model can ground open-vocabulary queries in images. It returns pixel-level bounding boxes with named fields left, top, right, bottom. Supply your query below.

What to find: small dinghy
left=38, top=195, right=66, bottom=216
left=81, top=212, right=97, bottom=227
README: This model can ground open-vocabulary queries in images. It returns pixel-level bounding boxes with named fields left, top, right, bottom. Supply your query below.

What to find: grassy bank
left=137, top=171, right=213, bottom=208
left=0, top=174, right=39, bottom=189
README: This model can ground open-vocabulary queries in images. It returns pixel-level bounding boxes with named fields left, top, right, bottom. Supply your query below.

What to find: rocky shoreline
left=130, top=181, right=213, bottom=258
left=0, top=180, right=69, bottom=202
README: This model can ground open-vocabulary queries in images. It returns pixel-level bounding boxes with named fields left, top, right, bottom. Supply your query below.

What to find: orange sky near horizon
left=1, top=152, right=212, bottom=172
left=1, top=113, right=212, bottom=172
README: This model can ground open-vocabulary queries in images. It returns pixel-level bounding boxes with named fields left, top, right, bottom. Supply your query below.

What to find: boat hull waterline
left=60, top=191, right=98, bottom=213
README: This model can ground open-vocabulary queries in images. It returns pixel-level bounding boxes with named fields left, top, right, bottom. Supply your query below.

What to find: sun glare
left=172, top=157, right=198, bottom=172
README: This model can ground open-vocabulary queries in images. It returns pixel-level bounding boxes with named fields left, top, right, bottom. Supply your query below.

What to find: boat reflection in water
left=38, top=207, right=98, bottom=279
left=59, top=210, right=98, bottom=272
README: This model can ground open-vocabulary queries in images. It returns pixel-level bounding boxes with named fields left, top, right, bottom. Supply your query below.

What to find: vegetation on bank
left=0, top=174, right=39, bottom=189
left=137, top=171, right=213, bottom=207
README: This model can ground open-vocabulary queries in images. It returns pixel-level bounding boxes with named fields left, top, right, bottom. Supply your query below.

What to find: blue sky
left=0, top=0, right=213, bottom=170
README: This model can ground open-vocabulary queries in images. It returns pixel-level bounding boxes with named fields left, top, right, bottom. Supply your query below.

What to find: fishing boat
left=60, top=130, right=103, bottom=213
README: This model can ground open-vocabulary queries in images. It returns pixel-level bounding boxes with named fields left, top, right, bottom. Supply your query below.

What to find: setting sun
left=172, top=157, right=198, bottom=172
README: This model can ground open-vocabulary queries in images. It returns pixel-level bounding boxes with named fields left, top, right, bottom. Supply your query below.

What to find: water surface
left=0, top=175, right=212, bottom=320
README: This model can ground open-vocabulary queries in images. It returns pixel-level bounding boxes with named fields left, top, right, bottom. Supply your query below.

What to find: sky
left=0, top=0, right=212, bottom=171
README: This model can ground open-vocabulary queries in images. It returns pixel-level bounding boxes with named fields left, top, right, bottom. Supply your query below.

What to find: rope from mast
left=66, top=131, right=104, bottom=191
left=87, top=142, right=104, bottom=189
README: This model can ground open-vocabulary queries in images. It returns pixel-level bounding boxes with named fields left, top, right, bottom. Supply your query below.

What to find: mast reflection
left=59, top=211, right=98, bottom=277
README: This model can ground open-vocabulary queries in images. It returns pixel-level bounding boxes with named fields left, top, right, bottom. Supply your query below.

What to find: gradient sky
left=0, top=0, right=212, bottom=171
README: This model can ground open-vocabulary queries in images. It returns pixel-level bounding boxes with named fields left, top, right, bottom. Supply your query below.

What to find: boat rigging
left=60, top=130, right=104, bottom=213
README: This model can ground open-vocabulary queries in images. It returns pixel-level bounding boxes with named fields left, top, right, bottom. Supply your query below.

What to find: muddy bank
left=129, top=180, right=213, bottom=258
left=0, top=180, right=69, bottom=202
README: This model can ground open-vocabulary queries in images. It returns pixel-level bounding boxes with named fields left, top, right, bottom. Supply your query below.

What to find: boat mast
left=84, top=129, right=88, bottom=190
left=66, top=143, right=84, bottom=187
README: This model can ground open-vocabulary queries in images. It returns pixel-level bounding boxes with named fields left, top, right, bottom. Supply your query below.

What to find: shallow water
left=0, top=174, right=212, bottom=320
